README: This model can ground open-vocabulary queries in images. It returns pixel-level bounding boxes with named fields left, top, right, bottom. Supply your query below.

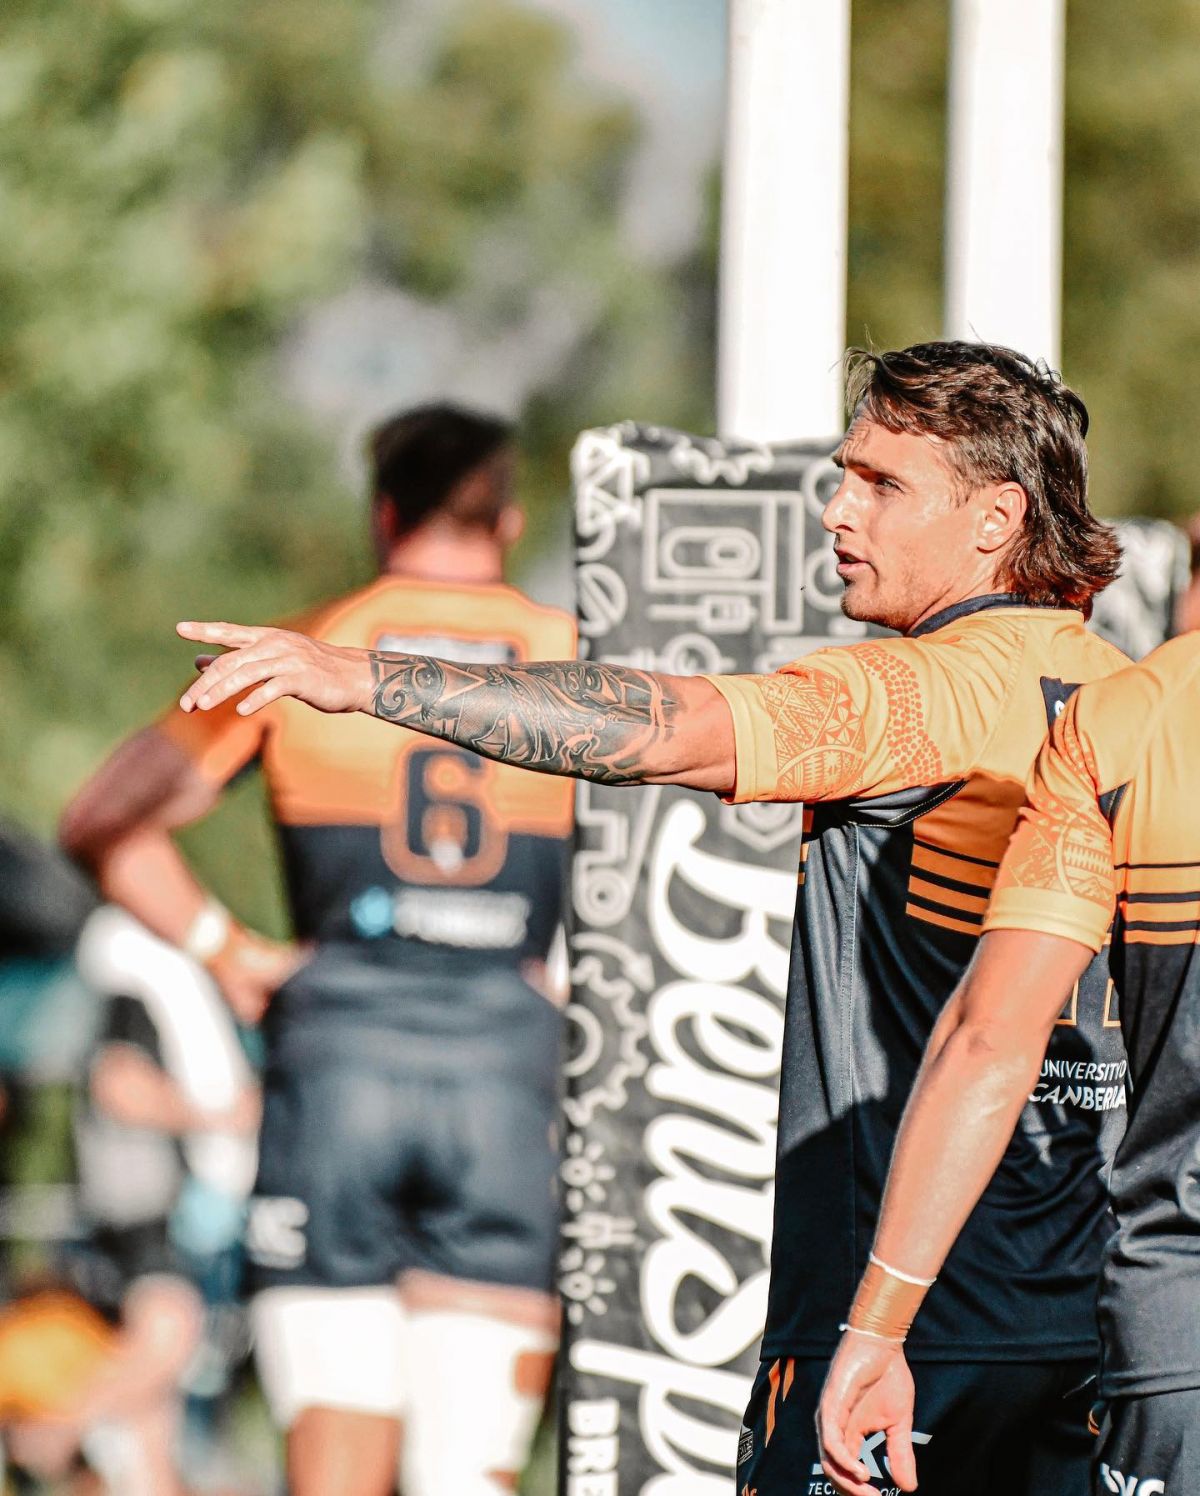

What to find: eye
left=874, top=475, right=899, bottom=493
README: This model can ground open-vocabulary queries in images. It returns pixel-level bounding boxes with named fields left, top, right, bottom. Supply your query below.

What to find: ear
left=371, top=495, right=397, bottom=561
left=976, top=481, right=1027, bottom=555
left=496, top=504, right=526, bottom=549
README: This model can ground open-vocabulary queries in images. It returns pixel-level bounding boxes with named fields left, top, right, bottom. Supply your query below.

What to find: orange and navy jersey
left=160, top=577, right=575, bottom=974
left=985, top=632, right=1200, bottom=1397
left=706, top=594, right=1129, bottom=1361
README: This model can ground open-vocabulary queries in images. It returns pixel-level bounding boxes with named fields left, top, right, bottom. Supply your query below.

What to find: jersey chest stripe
left=905, top=900, right=982, bottom=938
left=908, top=875, right=990, bottom=916
left=911, top=848, right=998, bottom=892
left=1121, top=926, right=1200, bottom=946
left=912, top=835, right=999, bottom=872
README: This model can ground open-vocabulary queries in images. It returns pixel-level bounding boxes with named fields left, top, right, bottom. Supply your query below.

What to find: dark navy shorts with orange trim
left=737, top=1354, right=1096, bottom=1496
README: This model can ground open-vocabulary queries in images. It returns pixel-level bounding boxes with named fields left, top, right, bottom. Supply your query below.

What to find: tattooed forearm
left=367, top=654, right=679, bottom=785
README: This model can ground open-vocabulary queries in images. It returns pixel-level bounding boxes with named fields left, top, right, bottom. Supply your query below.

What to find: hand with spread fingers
left=817, top=1333, right=918, bottom=1496
left=177, top=622, right=374, bottom=718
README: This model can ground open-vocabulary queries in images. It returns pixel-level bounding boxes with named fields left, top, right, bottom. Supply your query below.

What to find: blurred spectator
left=71, top=908, right=260, bottom=1492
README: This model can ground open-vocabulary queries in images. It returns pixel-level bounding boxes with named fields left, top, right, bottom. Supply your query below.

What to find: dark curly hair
left=845, top=341, right=1121, bottom=617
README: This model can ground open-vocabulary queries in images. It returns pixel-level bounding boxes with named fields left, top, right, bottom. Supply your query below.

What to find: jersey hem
left=1100, top=1367, right=1200, bottom=1398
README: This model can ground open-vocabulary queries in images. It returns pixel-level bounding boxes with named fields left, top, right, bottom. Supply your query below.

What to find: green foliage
left=0, top=0, right=709, bottom=887
left=848, top=0, right=1200, bottom=523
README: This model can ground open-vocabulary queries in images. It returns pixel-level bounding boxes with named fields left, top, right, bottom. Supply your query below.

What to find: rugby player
left=817, top=631, right=1200, bottom=1496
left=175, top=341, right=1127, bottom=1496
left=61, top=404, right=574, bottom=1496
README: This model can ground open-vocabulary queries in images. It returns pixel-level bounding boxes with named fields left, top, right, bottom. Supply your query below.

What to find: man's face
left=822, top=417, right=991, bottom=633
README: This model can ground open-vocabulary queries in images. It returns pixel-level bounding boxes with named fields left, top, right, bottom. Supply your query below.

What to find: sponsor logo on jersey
left=1031, top=1055, right=1129, bottom=1111
left=1100, top=1464, right=1166, bottom=1496
left=374, top=633, right=516, bottom=666
left=737, top=1424, right=754, bottom=1466
left=348, top=886, right=531, bottom=948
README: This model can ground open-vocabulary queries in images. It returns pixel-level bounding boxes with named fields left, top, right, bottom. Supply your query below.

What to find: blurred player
left=61, top=404, right=574, bottom=1496
left=72, top=907, right=259, bottom=1485
left=817, top=631, right=1200, bottom=1496
left=175, top=343, right=1130, bottom=1496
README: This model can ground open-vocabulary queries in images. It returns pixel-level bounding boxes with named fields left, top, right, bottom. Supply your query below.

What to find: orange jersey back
left=161, top=577, right=575, bottom=967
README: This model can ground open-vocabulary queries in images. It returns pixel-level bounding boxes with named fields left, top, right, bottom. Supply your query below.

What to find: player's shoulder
left=284, top=576, right=574, bottom=653
left=1076, top=632, right=1200, bottom=731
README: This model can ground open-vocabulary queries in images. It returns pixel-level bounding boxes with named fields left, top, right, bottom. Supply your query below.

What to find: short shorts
left=247, top=965, right=561, bottom=1297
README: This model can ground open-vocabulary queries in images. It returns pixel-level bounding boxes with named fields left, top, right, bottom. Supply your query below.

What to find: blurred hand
left=817, top=1334, right=918, bottom=1496
left=177, top=621, right=374, bottom=718
left=205, top=1083, right=262, bottom=1136
left=6, top=1416, right=85, bottom=1478
left=207, top=928, right=307, bottom=1025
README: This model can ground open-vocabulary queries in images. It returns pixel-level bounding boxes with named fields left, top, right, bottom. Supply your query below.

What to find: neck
left=905, top=573, right=1010, bottom=635
left=381, top=524, right=505, bottom=586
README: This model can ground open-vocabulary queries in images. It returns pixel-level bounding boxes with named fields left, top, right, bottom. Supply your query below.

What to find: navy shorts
left=738, top=1353, right=1097, bottom=1496
left=246, top=961, right=562, bottom=1297
left=1093, top=1388, right=1200, bottom=1495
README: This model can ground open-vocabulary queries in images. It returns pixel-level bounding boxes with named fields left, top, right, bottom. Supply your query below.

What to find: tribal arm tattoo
left=367, top=653, right=693, bottom=786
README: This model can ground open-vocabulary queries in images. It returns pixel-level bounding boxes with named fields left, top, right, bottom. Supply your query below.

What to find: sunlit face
left=823, top=417, right=998, bottom=633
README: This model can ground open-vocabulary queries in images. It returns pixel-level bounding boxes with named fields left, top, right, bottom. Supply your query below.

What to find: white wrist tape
left=868, top=1252, right=937, bottom=1287
left=182, top=900, right=232, bottom=964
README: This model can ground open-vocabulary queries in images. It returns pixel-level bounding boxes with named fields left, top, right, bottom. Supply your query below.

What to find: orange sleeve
left=704, top=627, right=1014, bottom=804
left=983, top=692, right=1116, bottom=952
left=156, top=694, right=269, bottom=786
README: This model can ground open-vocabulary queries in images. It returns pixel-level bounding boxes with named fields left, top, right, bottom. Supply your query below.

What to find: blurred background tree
left=848, top=0, right=1200, bottom=522
left=0, top=0, right=713, bottom=930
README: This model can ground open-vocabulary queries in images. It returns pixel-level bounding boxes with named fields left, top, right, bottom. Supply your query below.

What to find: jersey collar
left=907, top=592, right=1032, bottom=638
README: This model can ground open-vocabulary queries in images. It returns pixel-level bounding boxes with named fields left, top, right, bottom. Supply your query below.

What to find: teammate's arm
left=60, top=726, right=300, bottom=1022
left=817, top=698, right=1119, bottom=1496
left=91, top=1044, right=260, bottom=1136
left=816, top=930, right=1094, bottom=1496
left=176, top=621, right=737, bottom=792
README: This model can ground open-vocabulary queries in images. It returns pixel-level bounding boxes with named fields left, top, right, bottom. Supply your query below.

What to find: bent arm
left=176, top=622, right=737, bottom=793
left=60, top=727, right=222, bottom=948
left=90, top=1045, right=253, bottom=1136
left=61, top=725, right=300, bottom=1020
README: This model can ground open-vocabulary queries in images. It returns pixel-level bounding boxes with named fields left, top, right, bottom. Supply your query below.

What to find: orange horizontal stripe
left=911, top=844, right=997, bottom=891
left=1124, top=927, right=1200, bottom=947
left=1122, top=898, right=1200, bottom=922
left=906, top=903, right=981, bottom=938
left=909, top=875, right=990, bottom=916
left=1120, top=866, right=1200, bottom=895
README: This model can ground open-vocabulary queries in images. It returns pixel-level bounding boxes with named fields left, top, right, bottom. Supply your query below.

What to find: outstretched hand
left=816, top=1334, right=918, bottom=1496
left=177, top=622, right=373, bottom=717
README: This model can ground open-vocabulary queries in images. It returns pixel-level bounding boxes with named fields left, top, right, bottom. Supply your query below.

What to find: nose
left=822, top=475, right=856, bottom=535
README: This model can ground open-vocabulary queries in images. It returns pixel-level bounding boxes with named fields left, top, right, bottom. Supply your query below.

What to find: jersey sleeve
left=983, top=692, right=1117, bottom=952
left=705, top=628, right=1015, bottom=804
left=156, top=694, right=268, bottom=787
